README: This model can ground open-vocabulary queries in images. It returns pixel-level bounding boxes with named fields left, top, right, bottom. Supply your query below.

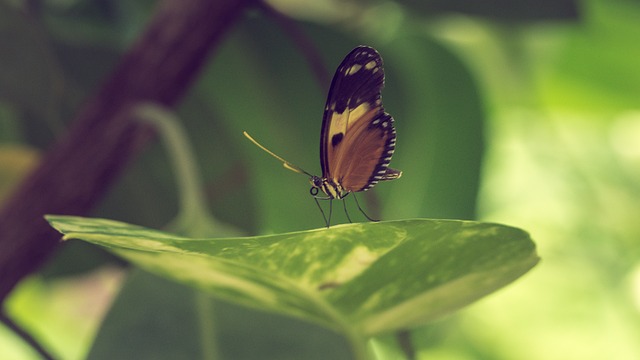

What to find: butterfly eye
left=310, top=176, right=323, bottom=187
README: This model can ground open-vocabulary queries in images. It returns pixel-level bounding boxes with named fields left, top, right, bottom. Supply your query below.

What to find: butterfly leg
left=313, top=197, right=331, bottom=228
left=343, top=198, right=353, bottom=223
left=353, top=193, right=379, bottom=222
left=314, top=197, right=335, bottom=227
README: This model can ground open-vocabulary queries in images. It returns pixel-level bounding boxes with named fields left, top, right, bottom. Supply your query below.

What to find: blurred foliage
left=0, top=0, right=639, bottom=359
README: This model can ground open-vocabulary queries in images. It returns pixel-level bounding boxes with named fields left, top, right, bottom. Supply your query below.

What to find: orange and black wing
left=320, top=46, right=401, bottom=193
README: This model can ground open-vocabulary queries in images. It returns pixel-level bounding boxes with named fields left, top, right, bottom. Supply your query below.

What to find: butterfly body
left=310, top=176, right=346, bottom=199
left=244, top=45, right=401, bottom=227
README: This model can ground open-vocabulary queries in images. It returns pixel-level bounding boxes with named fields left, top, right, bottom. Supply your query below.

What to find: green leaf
left=46, top=215, right=538, bottom=339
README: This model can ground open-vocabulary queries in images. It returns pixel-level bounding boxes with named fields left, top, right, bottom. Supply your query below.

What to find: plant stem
left=344, top=326, right=370, bottom=360
left=135, top=105, right=209, bottom=223
left=134, top=104, right=240, bottom=237
left=195, top=293, right=219, bottom=360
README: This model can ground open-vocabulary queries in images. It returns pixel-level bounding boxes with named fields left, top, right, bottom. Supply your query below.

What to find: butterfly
left=244, top=46, right=401, bottom=227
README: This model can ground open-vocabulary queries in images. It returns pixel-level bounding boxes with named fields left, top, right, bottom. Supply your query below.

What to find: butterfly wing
left=320, top=46, right=401, bottom=193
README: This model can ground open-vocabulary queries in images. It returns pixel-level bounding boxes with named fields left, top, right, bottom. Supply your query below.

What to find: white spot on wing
left=365, top=60, right=377, bottom=70
left=346, top=64, right=363, bottom=75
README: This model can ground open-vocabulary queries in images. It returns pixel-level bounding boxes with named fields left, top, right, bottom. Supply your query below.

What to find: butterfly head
left=309, top=176, right=323, bottom=196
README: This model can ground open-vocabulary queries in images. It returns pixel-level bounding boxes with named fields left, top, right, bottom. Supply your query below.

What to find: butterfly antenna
left=353, top=193, right=379, bottom=222
left=243, top=131, right=313, bottom=177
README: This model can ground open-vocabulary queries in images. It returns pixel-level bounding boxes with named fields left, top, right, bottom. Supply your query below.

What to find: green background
left=1, top=0, right=639, bottom=359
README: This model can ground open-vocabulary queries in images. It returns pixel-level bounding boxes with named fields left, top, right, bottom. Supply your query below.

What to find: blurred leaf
left=539, top=0, right=640, bottom=113
left=382, top=37, right=485, bottom=220
left=47, top=215, right=538, bottom=340
left=3, top=268, right=123, bottom=360
left=199, top=19, right=329, bottom=232
left=84, top=270, right=206, bottom=360
left=398, top=0, right=579, bottom=21
left=87, top=270, right=352, bottom=360
left=0, top=103, right=24, bottom=143
left=0, top=4, right=57, bottom=121
left=0, top=145, right=39, bottom=205
left=43, top=0, right=154, bottom=46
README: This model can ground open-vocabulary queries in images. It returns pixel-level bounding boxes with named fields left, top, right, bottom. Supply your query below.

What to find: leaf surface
left=47, top=216, right=538, bottom=337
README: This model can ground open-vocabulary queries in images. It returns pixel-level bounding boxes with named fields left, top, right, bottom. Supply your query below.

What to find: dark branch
left=0, top=0, right=253, bottom=302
